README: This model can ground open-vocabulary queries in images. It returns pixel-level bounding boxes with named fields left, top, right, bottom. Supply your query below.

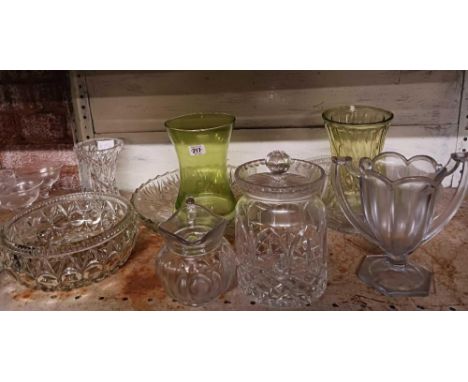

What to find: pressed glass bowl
left=131, top=166, right=239, bottom=233
left=0, top=192, right=138, bottom=291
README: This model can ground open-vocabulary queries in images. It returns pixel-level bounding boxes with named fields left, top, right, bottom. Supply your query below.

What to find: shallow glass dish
left=0, top=192, right=138, bottom=291
left=131, top=167, right=238, bottom=233
left=15, top=163, right=63, bottom=199
left=0, top=177, right=43, bottom=211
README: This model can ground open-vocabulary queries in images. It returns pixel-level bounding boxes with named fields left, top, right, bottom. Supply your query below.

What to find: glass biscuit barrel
left=234, top=151, right=328, bottom=308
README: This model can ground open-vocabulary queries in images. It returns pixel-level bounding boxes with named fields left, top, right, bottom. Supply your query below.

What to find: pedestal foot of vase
left=357, top=255, right=431, bottom=297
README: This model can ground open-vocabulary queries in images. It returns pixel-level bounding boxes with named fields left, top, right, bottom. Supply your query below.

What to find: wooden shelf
left=2, top=195, right=467, bottom=311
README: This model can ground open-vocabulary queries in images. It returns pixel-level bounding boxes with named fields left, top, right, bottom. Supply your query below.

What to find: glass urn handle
left=266, top=150, right=291, bottom=174
left=331, top=156, right=377, bottom=244
left=424, top=152, right=468, bottom=242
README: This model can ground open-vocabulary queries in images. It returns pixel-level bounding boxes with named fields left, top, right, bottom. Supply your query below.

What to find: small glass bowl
left=1, top=192, right=138, bottom=291
left=15, top=163, right=63, bottom=199
left=0, top=177, right=43, bottom=211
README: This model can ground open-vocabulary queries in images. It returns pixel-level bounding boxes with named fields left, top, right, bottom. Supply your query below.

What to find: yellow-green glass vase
left=322, top=105, right=394, bottom=232
left=165, top=113, right=237, bottom=220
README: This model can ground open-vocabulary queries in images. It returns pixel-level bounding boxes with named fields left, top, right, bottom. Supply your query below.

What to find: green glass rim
left=322, top=105, right=394, bottom=126
left=164, top=112, right=236, bottom=132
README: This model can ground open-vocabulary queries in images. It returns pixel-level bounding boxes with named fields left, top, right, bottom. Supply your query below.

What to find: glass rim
left=235, top=158, right=326, bottom=197
left=322, top=105, right=394, bottom=126
left=74, top=137, right=124, bottom=152
left=164, top=112, right=236, bottom=132
left=15, top=163, right=63, bottom=174
left=358, top=151, right=443, bottom=186
left=1, top=192, right=135, bottom=258
left=159, top=201, right=228, bottom=248
left=0, top=178, right=43, bottom=196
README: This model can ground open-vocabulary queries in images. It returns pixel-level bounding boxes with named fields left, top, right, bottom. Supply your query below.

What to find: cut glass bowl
left=0, top=192, right=138, bottom=291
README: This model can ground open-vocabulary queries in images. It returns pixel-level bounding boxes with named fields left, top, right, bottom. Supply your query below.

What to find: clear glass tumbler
left=74, top=138, right=123, bottom=194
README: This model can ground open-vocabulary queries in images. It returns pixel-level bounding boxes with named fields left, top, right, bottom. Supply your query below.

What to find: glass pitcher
left=156, top=198, right=237, bottom=306
left=165, top=113, right=237, bottom=219
left=331, top=151, right=468, bottom=297
left=322, top=105, right=393, bottom=232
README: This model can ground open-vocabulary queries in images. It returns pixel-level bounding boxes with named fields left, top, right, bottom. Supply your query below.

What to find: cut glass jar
left=234, top=150, right=328, bottom=308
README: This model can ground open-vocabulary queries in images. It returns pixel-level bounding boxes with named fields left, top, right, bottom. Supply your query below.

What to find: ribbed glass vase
left=322, top=105, right=393, bottom=232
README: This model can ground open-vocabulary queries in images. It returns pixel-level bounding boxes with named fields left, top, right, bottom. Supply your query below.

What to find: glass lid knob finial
left=266, top=150, right=291, bottom=175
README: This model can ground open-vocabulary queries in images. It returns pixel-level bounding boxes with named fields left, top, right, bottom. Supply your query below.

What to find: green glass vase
left=322, top=105, right=393, bottom=232
left=165, top=113, right=237, bottom=219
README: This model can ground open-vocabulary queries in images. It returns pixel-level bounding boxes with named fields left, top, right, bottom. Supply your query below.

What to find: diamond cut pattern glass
left=235, top=152, right=328, bottom=308
left=74, top=138, right=123, bottom=194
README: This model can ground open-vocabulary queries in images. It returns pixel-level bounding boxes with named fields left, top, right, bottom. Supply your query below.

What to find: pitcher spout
left=159, top=197, right=228, bottom=253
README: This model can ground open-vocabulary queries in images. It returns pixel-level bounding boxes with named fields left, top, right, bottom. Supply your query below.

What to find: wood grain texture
left=71, top=70, right=465, bottom=191
left=85, top=70, right=463, bottom=133
left=93, top=125, right=459, bottom=191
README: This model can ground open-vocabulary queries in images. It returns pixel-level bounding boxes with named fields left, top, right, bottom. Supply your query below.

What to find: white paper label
left=97, top=139, right=115, bottom=150
left=189, top=144, right=206, bottom=156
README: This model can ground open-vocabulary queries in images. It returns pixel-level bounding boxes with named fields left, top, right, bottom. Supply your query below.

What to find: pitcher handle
left=424, top=152, right=468, bottom=242
left=331, top=156, right=377, bottom=244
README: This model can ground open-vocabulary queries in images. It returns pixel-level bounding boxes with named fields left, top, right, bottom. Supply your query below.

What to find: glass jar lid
left=234, top=151, right=326, bottom=200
